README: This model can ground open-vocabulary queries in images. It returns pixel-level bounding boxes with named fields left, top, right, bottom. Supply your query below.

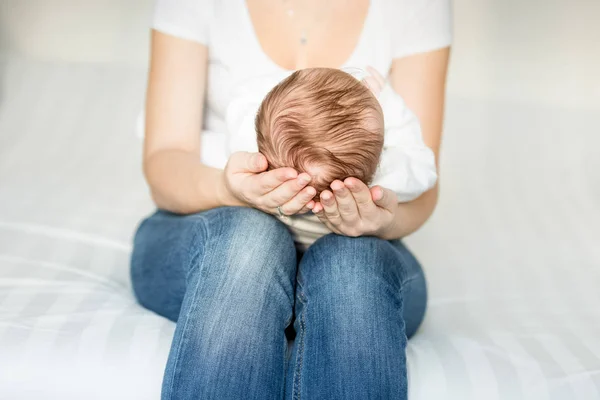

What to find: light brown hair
left=256, top=68, right=384, bottom=199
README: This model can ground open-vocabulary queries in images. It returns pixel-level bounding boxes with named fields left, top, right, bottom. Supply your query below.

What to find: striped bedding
left=0, top=55, right=599, bottom=399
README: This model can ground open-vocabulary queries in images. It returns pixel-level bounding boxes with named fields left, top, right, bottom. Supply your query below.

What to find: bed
left=1, top=20, right=600, bottom=400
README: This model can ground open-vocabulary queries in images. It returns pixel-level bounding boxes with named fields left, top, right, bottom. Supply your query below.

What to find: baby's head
left=255, top=68, right=384, bottom=199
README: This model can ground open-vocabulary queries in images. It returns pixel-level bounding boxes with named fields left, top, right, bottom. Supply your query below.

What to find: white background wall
left=0, top=0, right=598, bottom=111
left=449, top=0, right=600, bottom=111
left=0, top=0, right=153, bottom=67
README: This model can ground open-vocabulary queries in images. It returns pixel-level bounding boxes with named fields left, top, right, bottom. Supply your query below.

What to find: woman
left=131, top=1, right=451, bottom=399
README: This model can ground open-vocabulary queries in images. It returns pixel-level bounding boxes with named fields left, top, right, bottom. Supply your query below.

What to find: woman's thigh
left=132, top=207, right=301, bottom=399
left=388, top=238, right=428, bottom=338
left=130, top=206, right=299, bottom=323
left=298, top=234, right=427, bottom=337
left=285, top=234, right=427, bottom=399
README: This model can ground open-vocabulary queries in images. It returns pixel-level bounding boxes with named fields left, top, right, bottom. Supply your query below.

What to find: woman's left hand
left=311, top=177, right=398, bottom=238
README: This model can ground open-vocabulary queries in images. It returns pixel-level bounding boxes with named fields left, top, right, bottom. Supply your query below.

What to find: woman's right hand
left=222, top=151, right=316, bottom=216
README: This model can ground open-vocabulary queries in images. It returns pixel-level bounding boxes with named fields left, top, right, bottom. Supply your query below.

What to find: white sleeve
left=389, top=0, right=453, bottom=59
left=225, top=72, right=294, bottom=155
left=371, top=85, right=438, bottom=202
left=225, top=93, right=260, bottom=155
left=152, top=0, right=213, bottom=44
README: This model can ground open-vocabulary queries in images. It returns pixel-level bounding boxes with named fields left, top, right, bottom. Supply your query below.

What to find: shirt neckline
left=241, top=1, right=373, bottom=73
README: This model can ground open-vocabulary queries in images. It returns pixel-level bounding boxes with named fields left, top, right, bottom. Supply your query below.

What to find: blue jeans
left=130, top=207, right=427, bottom=400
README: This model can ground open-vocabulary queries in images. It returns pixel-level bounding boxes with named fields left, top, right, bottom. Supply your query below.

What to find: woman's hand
left=222, top=151, right=316, bottom=216
left=311, top=177, right=398, bottom=238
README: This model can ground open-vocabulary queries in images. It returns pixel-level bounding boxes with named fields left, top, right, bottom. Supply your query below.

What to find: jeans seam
left=393, top=242, right=418, bottom=284
left=401, top=276, right=419, bottom=287
left=164, top=214, right=211, bottom=399
left=183, top=214, right=210, bottom=282
left=282, top=310, right=294, bottom=398
left=292, top=286, right=307, bottom=400
left=282, top=333, right=289, bottom=399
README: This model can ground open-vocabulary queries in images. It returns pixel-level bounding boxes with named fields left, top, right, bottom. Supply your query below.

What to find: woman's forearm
left=377, top=185, right=439, bottom=240
left=143, top=148, right=242, bottom=214
left=383, top=48, right=450, bottom=240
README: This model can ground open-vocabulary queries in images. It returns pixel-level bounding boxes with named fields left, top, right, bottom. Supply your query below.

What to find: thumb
left=371, top=186, right=397, bottom=212
left=230, top=151, right=268, bottom=173
left=248, top=152, right=268, bottom=172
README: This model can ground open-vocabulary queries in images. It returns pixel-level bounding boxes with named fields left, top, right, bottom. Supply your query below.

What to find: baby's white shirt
left=225, top=70, right=438, bottom=203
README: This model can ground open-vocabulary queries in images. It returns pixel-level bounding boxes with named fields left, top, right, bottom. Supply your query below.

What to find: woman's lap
left=132, top=206, right=298, bottom=399
left=130, top=206, right=298, bottom=322
left=285, top=234, right=427, bottom=398
left=131, top=207, right=427, bottom=335
left=297, top=233, right=427, bottom=339
left=130, top=206, right=427, bottom=399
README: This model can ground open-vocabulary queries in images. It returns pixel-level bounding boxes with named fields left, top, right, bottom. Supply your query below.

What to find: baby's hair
left=255, top=68, right=384, bottom=200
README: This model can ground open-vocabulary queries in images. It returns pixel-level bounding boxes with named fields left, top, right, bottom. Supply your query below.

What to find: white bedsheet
left=0, top=55, right=599, bottom=399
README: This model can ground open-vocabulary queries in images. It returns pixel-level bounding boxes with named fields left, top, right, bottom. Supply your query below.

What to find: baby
left=226, top=67, right=437, bottom=247
left=255, top=68, right=384, bottom=200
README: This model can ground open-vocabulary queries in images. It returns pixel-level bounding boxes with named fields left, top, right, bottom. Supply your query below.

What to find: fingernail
left=298, top=175, right=311, bottom=185
left=307, top=201, right=314, bottom=209
left=322, top=192, right=331, bottom=201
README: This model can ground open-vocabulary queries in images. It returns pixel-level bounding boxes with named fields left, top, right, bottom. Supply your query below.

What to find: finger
left=344, top=177, right=378, bottom=216
left=313, top=209, right=342, bottom=235
left=330, top=180, right=359, bottom=222
left=229, top=151, right=268, bottom=174
left=320, top=190, right=342, bottom=226
left=262, top=173, right=312, bottom=208
left=311, top=201, right=323, bottom=214
left=371, top=186, right=398, bottom=213
left=280, top=186, right=317, bottom=215
left=297, top=200, right=316, bottom=215
left=255, top=167, right=298, bottom=193
left=251, top=153, right=268, bottom=172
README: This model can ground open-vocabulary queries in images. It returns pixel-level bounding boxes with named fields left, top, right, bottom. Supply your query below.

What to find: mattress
left=0, top=55, right=599, bottom=399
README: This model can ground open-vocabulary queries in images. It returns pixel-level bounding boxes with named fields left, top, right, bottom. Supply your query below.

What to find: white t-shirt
left=226, top=73, right=438, bottom=202
left=149, top=0, right=452, bottom=247
left=150, top=0, right=452, bottom=169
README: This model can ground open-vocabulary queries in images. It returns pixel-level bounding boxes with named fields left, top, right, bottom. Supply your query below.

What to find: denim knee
left=295, top=234, right=411, bottom=340
left=195, top=206, right=297, bottom=279
left=131, top=207, right=298, bottom=322
left=299, top=234, right=407, bottom=294
left=203, top=206, right=295, bottom=258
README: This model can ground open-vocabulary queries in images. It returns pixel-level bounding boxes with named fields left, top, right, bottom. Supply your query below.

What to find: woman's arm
left=144, top=31, right=316, bottom=215
left=144, top=30, right=235, bottom=213
left=379, top=47, right=451, bottom=239
left=311, top=47, right=450, bottom=240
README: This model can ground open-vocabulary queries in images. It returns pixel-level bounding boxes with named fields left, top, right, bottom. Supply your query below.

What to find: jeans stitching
left=292, top=288, right=307, bottom=400
left=183, top=214, right=210, bottom=282
left=392, top=241, right=421, bottom=284
left=282, top=310, right=294, bottom=398
left=282, top=333, right=290, bottom=399
left=164, top=214, right=211, bottom=399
